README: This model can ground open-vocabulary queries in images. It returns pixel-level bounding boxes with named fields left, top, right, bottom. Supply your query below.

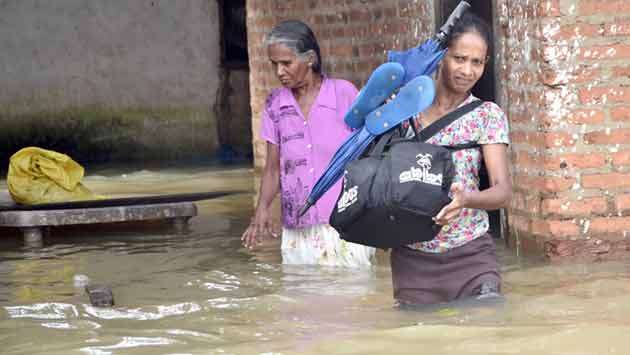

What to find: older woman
left=391, top=13, right=512, bottom=305
left=241, top=20, right=375, bottom=267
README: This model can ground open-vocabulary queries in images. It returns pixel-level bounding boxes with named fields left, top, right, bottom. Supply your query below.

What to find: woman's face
left=439, top=31, right=488, bottom=95
left=267, top=43, right=312, bottom=88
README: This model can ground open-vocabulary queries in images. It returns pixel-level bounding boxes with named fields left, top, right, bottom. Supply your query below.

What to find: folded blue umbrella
left=298, top=1, right=471, bottom=217
left=387, top=40, right=445, bottom=86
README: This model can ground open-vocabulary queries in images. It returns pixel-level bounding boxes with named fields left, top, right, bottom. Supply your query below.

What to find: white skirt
left=281, top=224, right=375, bottom=267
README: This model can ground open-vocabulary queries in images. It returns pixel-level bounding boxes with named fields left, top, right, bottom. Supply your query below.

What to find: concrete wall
left=0, top=0, right=223, bottom=165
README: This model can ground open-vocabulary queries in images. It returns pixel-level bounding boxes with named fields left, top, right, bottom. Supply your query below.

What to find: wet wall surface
left=0, top=1, right=235, bottom=165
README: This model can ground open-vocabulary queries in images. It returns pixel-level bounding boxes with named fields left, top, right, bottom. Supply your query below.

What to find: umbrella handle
left=435, top=1, right=471, bottom=44
left=297, top=200, right=313, bottom=217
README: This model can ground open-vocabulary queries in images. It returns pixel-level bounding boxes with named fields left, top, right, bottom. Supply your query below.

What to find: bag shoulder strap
left=418, top=100, right=484, bottom=142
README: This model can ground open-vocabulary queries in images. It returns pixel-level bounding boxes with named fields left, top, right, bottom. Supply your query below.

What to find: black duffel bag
left=330, top=100, right=483, bottom=248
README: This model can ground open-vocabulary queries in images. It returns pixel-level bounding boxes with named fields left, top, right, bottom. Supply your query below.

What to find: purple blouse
left=260, top=77, right=358, bottom=229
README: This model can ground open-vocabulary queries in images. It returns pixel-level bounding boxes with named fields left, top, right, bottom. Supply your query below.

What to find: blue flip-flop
left=344, top=62, right=405, bottom=129
left=364, top=75, right=435, bottom=136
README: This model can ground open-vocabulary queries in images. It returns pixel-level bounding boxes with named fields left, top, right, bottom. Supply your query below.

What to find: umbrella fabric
left=387, top=39, right=445, bottom=85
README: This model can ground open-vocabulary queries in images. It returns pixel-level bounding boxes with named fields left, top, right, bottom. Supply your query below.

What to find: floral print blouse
left=407, top=95, right=510, bottom=253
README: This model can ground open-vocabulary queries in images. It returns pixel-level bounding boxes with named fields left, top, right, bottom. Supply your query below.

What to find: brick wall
left=498, top=0, right=630, bottom=261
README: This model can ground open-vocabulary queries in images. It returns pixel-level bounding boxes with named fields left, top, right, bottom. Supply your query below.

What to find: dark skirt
left=390, top=233, right=500, bottom=305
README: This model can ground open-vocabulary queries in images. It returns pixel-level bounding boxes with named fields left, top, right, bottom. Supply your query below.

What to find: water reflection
left=0, top=165, right=629, bottom=354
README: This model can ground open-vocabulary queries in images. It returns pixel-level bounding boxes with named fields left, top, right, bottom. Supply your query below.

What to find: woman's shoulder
left=265, top=87, right=290, bottom=109
left=327, top=77, right=359, bottom=94
left=479, top=100, right=505, bottom=115
left=464, top=98, right=506, bottom=122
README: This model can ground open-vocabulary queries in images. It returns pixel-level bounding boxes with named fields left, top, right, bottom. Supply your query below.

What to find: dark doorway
left=215, top=0, right=252, bottom=164
left=437, top=0, right=502, bottom=239
left=219, top=0, right=248, bottom=68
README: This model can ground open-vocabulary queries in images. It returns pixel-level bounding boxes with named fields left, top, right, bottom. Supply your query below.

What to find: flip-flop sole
left=364, top=75, right=435, bottom=136
left=344, top=62, right=405, bottom=129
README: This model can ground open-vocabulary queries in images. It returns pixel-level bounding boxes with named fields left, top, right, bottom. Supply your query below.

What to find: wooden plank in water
left=0, top=201, right=198, bottom=227
left=0, top=190, right=246, bottom=247
left=0, top=190, right=245, bottom=211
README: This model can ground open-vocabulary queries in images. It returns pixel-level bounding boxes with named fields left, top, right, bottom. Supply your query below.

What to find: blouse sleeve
left=337, top=80, right=359, bottom=113
left=259, top=92, right=279, bottom=145
left=333, top=79, right=359, bottom=130
left=478, top=102, right=510, bottom=145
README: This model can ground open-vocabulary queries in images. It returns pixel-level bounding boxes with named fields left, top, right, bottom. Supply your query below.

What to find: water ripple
left=5, top=302, right=79, bottom=319
left=79, top=336, right=179, bottom=354
left=83, top=302, right=202, bottom=320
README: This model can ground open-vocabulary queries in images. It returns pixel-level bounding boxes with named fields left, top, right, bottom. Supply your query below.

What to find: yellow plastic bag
left=7, top=147, right=101, bottom=204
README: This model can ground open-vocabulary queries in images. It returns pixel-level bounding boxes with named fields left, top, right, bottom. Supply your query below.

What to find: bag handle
left=418, top=100, right=484, bottom=142
left=368, top=128, right=398, bottom=157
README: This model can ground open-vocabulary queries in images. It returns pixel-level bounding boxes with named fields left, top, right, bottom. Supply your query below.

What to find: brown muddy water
left=1, top=164, right=630, bottom=355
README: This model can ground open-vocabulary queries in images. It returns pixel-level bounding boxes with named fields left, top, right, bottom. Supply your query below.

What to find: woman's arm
left=241, top=142, right=281, bottom=248
left=464, top=143, right=512, bottom=209
left=434, top=143, right=512, bottom=224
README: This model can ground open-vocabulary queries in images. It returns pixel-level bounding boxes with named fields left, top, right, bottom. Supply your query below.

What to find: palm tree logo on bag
left=337, top=170, right=359, bottom=213
left=399, top=153, right=443, bottom=186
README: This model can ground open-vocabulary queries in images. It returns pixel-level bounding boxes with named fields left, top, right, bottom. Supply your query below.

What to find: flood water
left=1, top=164, right=630, bottom=354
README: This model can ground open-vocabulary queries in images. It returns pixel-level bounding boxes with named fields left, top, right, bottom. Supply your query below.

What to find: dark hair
left=445, top=12, right=492, bottom=58
left=265, top=20, right=322, bottom=74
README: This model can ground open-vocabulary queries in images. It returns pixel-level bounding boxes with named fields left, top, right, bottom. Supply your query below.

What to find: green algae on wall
left=0, top=105, right=218, bottom=168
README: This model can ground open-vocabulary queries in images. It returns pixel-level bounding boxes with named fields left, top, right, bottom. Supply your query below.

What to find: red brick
left=545, top=132, right=577, bottom=148
left=349, top=9, right=370, bottom=22
left=603, top=22, right=630, bottom=36
left=579, top=87, right=630, bottom=105
left=523, top=193, right=542, bottom=216
left=510, top=191, right=527, bottom=211
left=509, top=215, right=531, bottom=234
left=612, top=107, right=630, bottom=122
left=584, top=129, right=630, bottom=145
left=544, top=153, right=607, bottom=170
left=589, top=217, right=630, bottom=234
left=542, top=197, right=608, bottom=217
left=562, top=109, right=606, bottom=124
left=612, top=151, right=630, bottom=167
left=519, top=234, right=546, bottom=255
left=541, top=44, right=570, bottom=62
left=615, top=194, right=630, bottom=213
left=536, top=176, right=576, bottom=193
left=510, top=131, right=576, bottom=149
left=541, top=66, right=601, bottom=86
left=330, top=44, right=353, bottom=57
left=532, top=219, right=580, bottom=238
left=538, top=0, right=561, bottom=17
left=514, top=151, right=544, bottom=169
left=581, top=44, right=630, bottom=60
left=613, top=66, right=630, bottom=78
left=545, top=23, right=601, bottom=41
left=510, top=111, right=533, bottom=125
left=510, top=131, right=545, bottom=147
left=383, top=7, right=396, bottom=18
left=579, top=0, right=630, bottom=15
left=582, top=173, right=630, bottom=189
